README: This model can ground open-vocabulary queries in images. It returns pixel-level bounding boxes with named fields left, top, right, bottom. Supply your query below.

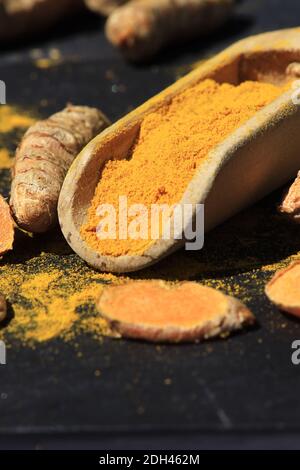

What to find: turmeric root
left=10, top=105, right=110, bottom=233
left=84, top=0, right=128, bottom=16
left=0, top=294, right=7, bottom=322
left=0, top=0, right=83, bottom=42
left=0, top=194, right=14, bottom=255
left=97, top=280, right=255, bottom=343
left=278, top=171, right=300, bottom=223
left=105, top=0, right=235, bottom=62
left=265, top=262, right=300, bottom=317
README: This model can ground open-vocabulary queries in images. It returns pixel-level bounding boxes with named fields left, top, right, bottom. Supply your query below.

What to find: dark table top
left=1, top=0, right=300, bottom=450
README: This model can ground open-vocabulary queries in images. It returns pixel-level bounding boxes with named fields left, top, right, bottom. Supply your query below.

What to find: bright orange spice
left=82, top=78, right=284, bottom=256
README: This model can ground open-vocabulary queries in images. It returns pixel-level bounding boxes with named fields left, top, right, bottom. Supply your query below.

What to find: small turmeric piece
left=84, top=0, right=128, bottom=16
left=97, top=280, right=255, bottom=343
left=0, top=294, right=6, bottom=323
left=10, top=105, right=110, bottom=233
left=105, top=0, right=235, bottom=61
left=265, top=262, right=300, bottom=317
left=278, top=171, right=300, bottom=223
left=286, top=62, right=300, bottom=79
left=0, top=195, right=14, bottom=256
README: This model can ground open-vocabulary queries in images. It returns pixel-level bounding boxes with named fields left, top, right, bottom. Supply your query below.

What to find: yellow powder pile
left=0, top=149, right=13, bottom=169
left=0, top=105, right=35, bottom=133
left=82, top=78, right=284, bottom=256
left=0, top=105, right=36, bottom=170
left=0, top=254, right=124, bottom=346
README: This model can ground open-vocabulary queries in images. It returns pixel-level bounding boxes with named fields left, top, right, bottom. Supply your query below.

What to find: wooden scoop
left=58, top=28, right=300, bottom=273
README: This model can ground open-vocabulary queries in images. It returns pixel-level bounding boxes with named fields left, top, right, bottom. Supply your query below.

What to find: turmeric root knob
left=106, top=0, right=235, bottom=61
left=97, top=280, right=255, bottom=343
left=0, top=194, right=14, bottom=255
left=10, top=105, right=110, bottom=233
left=278, top=171, right=300, bottom=223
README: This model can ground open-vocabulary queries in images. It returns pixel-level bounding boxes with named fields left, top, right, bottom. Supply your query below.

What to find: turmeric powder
left=0, top=149, right=14, bottom=169
left=0, top=105, right=35, bottom=133
left=0, top=255, right=123, bottom=346
left=97, top=280, right=255, bottom=343
left=82, top=78, right=284, bottom=257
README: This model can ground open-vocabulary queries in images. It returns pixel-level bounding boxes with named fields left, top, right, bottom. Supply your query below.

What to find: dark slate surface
left=1, top=0, right=300, bottom=450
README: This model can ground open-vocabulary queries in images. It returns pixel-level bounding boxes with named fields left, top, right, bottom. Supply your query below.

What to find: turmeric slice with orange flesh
left=0, top=195, right=14, bottom=256
left=97, top=280, right=255, bottom=343
left=278, top=171, right=300, bottom=223
left=265, top=262, right=300, bottom=317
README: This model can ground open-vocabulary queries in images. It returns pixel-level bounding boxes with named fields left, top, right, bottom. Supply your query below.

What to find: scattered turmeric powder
left=105, top=0, right=235, bottom=62
left=10, top=105, right=110, bottom=233
left=265, top=261, right=300, bottom=317
left=0, top=194, right=14, bottom=256
left=0, top=254, right=124, bottom=346
left=0, top=202, right=296, bottom=347
left=32, top=48, right=62, bottom=69
left=34, top=57, right=60, bottom=70
left=97, top=280, right=255, bottom=343
left=0, top=105, right=35, bottom=133
left=82, top=78, right=284, bottom=257
left=0, top=149, right=13, bottom=169
left=278, top=171, right=300, bottom=223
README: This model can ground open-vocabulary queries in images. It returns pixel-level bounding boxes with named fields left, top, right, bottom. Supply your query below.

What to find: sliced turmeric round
left=265, top=262, right=300, bottom=317
left=97, top=280, right=255, bottom=343
left=0, top=195, right=14, bottom=256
